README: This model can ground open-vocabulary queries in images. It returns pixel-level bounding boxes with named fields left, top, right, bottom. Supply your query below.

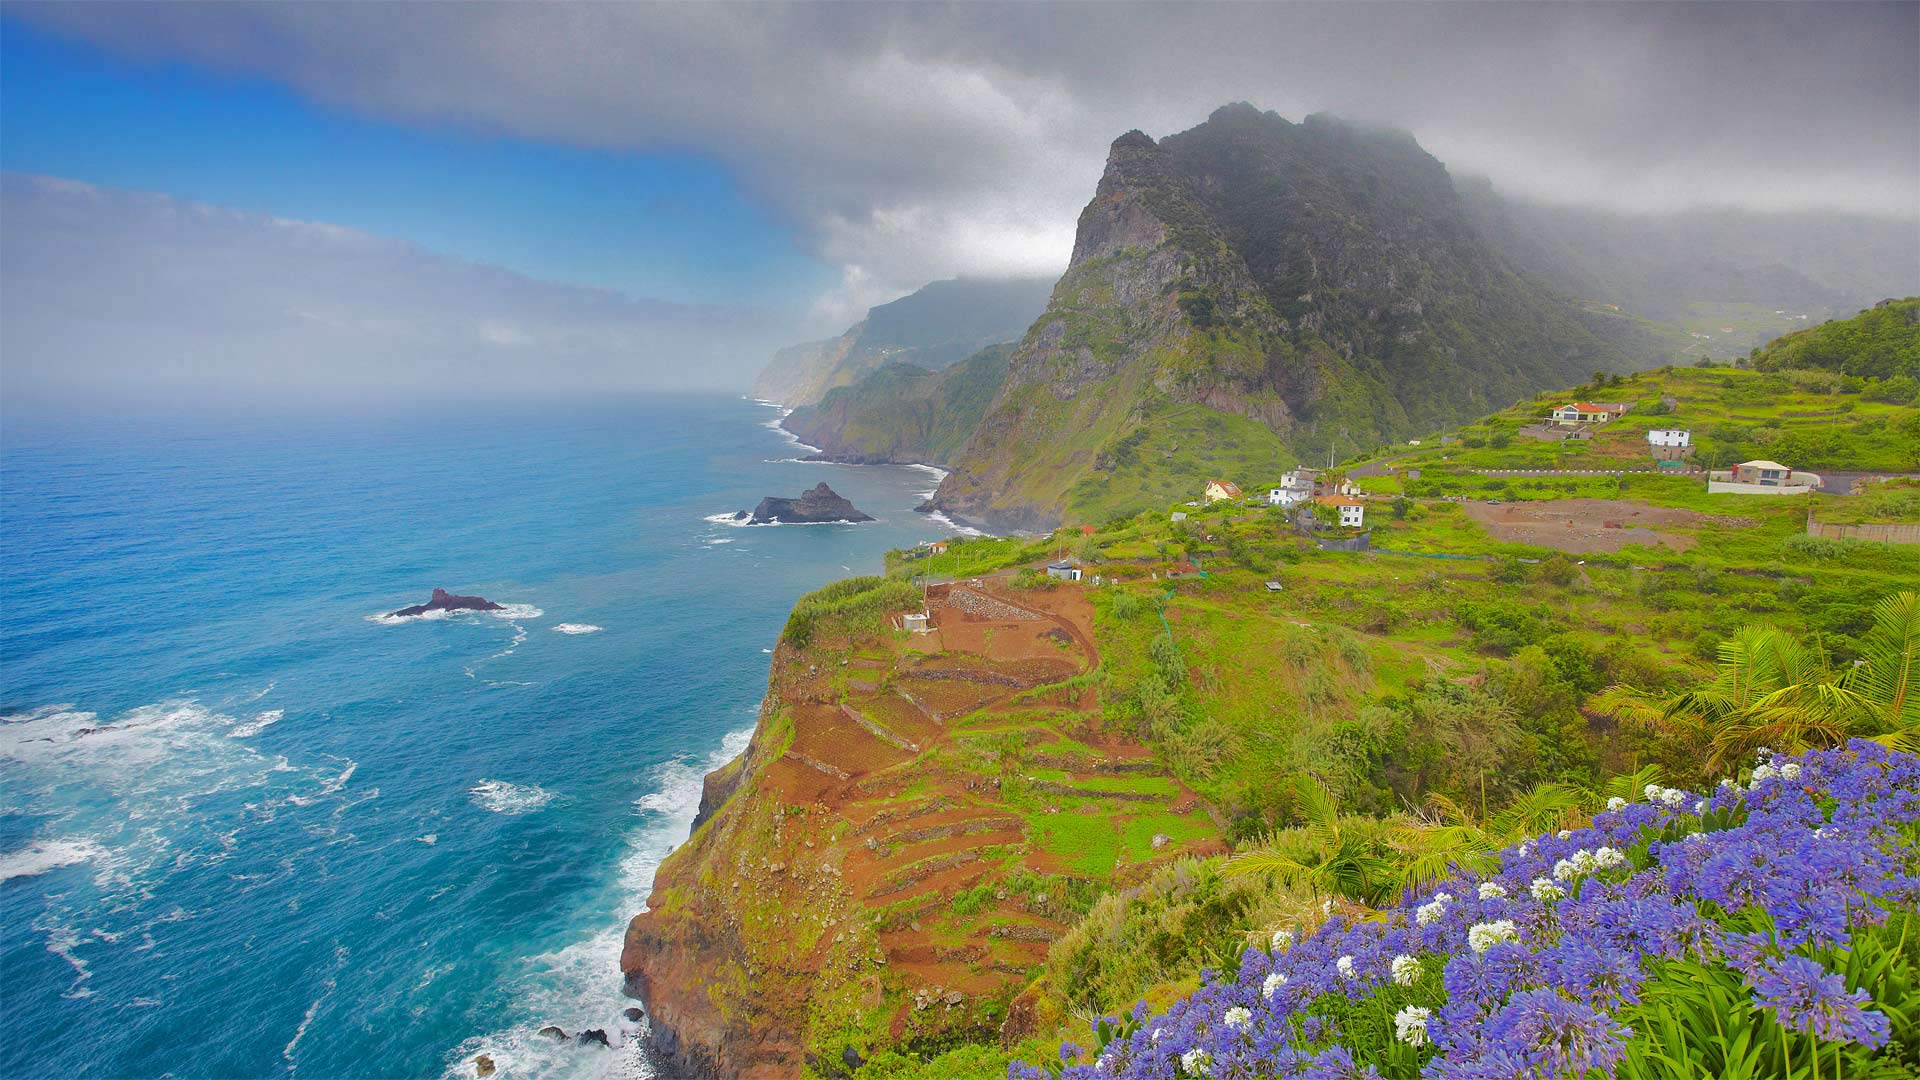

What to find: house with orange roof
left=1203, top=479, right=1244, bottom=504
left=1312, top=494, right=1366, bottom=528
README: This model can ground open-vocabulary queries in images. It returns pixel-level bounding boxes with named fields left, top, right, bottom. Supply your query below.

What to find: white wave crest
left=228, top=710, right=284, bottom=738
left=367, top=602, right=543, bottom=626
left=469, top=780, right=556, bottom=815
left=923, top=508, right=989, bottom=537
left=552, top=623, right=603, bottom=635
left=0, top=839, right=107, bottom=882
left=443, top=726, right=753, bottom=1079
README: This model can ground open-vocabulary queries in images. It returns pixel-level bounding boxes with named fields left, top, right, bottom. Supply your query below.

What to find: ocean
left=0, top=396, right=966, bottom=1079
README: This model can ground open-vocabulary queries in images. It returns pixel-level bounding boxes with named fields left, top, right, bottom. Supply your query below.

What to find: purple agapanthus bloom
left=1019, top=742, right=1916, bottom=1080
left=1749, top=954, right=1892, bottom=1048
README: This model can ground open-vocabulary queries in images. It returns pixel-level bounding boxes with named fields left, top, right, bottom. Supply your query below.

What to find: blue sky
left=0, top=18, right=831, bottom=310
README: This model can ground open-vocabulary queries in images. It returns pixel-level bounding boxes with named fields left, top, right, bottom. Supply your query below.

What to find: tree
left=1223, top=775, right=1399, bottom=907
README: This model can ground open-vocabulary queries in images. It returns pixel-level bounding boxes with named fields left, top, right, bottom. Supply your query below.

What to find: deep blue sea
left=0, top=396, right=967, bottom=1079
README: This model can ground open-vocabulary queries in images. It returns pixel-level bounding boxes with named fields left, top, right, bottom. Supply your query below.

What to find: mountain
left=1752, top=297, right=1920, bottom=382
left=1456, top=181, right=1920, bottom=327
left=929, top=104, right=1644, bottom=532
left=781, top=343, right=1014, bottom=467
left=751, top=277, right=1053, bottom=406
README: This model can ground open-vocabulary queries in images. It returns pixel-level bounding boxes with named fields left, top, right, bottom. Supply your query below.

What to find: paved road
left=1813, top=471, right=1919, bottom=495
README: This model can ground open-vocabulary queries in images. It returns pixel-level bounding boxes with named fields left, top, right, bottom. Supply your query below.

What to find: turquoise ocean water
left=0, top=396, right=967, bottom=1078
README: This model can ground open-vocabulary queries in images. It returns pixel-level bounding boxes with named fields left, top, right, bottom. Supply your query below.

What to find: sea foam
left=551, top=623, right=604, bottom=635
left=468, top=780, right=556, bottom=815
left=0, top=839, right=107, bottom=883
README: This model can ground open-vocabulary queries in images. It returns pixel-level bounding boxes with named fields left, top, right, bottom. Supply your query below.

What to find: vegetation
left=1752, top=297, right=1920, bottom=382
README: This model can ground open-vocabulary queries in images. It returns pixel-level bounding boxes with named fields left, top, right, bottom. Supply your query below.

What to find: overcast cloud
left=0, top=175, right=784, bottom=407
left=14, top=1, right=1918, bottom=321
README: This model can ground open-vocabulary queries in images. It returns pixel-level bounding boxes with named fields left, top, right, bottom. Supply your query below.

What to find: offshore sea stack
left=740, top=483, right=873, bottom=524
left=388, top=588, right=504, bottom=618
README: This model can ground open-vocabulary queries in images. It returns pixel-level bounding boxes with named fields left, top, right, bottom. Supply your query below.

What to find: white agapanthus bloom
left=1151, top=1028, right=1162, bottom=1042
left=1335, top=955, right=1357, bottom=979
left=1391, top=954, right=1421, bottom=987
left=1270, top=929, right=1294, bottom=953
left=1606, top=796, right=1627, bottom=811
left=1693, top=799, right=1708, bottom=814
left=1468, top=919, right=1520, bottom=954
left=1592, top=846, right=1627, bottom=870
left=1394, top=1005, right=1432, bottom=1047
left=1262, top=971, right=1287, bottom=999
left=1478, top=881, right=1508, bottom=900
left=1552, top=858, right=1578, bottom=881
left=1180, top=1046, right=1211, bottom=1076
left=1781, top=762, right=1803, bottom=782
left=1516, top=842, right=1529, bottom=857
left=1531, top=877, right=1565, bottom=902
left=1720, top=778, right=1739, bottom=790
left=1556, top=830, right=1572, bottom=840
left=1415, top=894, right=1450, bottom=926
left=1223, top=1006, right=1251, bottom=1030
left=1644, top=783, right=1664, bottom=801
left=1660, top=787, right=1687, bottom=807
left=1751, top=763, right=1778, bottom=783
left=1571, top=849, right=1598, bottom=874
left=1322, top=898, right=1334, bottom=917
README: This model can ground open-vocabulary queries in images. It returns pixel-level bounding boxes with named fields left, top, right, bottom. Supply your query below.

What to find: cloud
left=10, top=2, right=1919, bottom=320
left=0, top=174, right=785, bottom=407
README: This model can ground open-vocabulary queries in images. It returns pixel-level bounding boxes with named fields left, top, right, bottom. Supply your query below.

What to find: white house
left=1550, top=402, right=1630, bottom=425
left=1313, top=495, right=1366, bottom=528
left=1646, top=429, right=1691, bottom=448
left=1268, top=467, right=1318, bottom=506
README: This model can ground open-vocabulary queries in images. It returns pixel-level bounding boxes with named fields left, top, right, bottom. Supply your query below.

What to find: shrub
left=1020, top=743, right=1920, bottom=1080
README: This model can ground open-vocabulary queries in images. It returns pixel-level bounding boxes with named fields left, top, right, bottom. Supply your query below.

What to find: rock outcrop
left=741, top=483, right=872, bottom=525
left=930, top=104, right=1641, bottom=532
left=389, top=588, right=504, bottom=618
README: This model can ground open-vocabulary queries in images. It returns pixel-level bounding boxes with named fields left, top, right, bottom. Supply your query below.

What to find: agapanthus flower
left=1263, top=971, right=1287, bottom=999
left=1752, top=763, right=1778, bottom=783
left=1416, top=894, right=1451, bottom=926
left=1336, top=954, right=1357, bottom=979
left=1750, top=955, right=1891, bottom=1047
left=1271, top=928, right=1294, bottom=953
left=1530, top=876, right=1565, bottom=902
left=1478, top=882, right=1508, bottom=900
left=1179, top=1046, right=1210, bottom=1076
left=1223, top=1006, right=1251, bottom=1030
left=1391, top=954, right=1421, bottom=987
left=1394, top=1005, right=1432, bottom=1047
left=1781, top=762, right=1803, bottom=782
left=1592, top=846, right=1627, bottom=870
left=1606, top=796, right=1627, bottom=811
left=1468, top=920, right=1520, bottom=954
left=1481, top=988, right=1630, bottom=1077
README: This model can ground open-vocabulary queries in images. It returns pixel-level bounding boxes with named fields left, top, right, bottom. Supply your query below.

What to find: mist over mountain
left=927, top=105, right=1645, bottom=531
left=751, top=277, right=1051, bottom=406
left=1456, top=178, right=1920, bottom=324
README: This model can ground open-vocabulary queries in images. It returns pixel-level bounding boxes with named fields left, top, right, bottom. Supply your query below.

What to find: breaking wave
left=0, top=838, right=107, bottom=883
left=551, top=623, right=603, bottom=635
left=468, top=780, right=556, bottom=815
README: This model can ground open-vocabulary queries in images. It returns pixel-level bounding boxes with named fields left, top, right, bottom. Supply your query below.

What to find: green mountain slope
left=750, top=277, right=1052, bottom=406
left=930, top=105, right=1645, bottom=532
left=1753, top=297, right=1920, bottom=382
left=780, top=343, right=1014, bottom=467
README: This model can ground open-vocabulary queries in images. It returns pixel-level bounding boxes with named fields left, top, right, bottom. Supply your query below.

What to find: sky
left=2, top=2, right=1916, bottom=406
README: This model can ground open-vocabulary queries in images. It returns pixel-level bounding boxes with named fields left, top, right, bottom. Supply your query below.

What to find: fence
left=1807, top=520, right=1920, bottom=544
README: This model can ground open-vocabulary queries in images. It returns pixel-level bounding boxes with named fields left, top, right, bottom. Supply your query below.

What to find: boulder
left=623, top=1007, right=645, bottom=1022
left=536, top=1026, right=569, bottom=1042
left=743, top=483, right=873, bottom=525
left=473, top=1055, right=495, bottom=1078
left=577, top=1029, right=611, bottom=1048
left=390, top=588, right=505, bottom=618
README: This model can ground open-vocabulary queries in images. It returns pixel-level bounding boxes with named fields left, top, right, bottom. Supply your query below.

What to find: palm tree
left=1389, top=781, right=1590, bottom=890
left=1223, top=775, right=1399, bottom=907
left=1845, top=591, right=1920, bottom=752
left=1595, top=592, right=1920, bottom=774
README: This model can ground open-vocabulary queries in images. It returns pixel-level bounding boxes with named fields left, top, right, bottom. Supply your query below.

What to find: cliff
left=780, top=344, right=1014, bottom=468
left=751, top=278, right=1053, bottom=407
left=930, top=105, right=1642, bottom=532
left=620, top=575, right=1222, bottom=1076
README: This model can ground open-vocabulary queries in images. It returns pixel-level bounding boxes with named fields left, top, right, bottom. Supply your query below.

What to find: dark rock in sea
left=743, top=483, right=873, bottom=525
left=536, top=1026, right=570, bottom=1042
left=578, top=1029, right=611, bottom=1048
left=623, top=1007, right=645, bottom=1022
left=390, top=588, right=504, bottom=618
left=473, top=1054, right=496, bottom=1078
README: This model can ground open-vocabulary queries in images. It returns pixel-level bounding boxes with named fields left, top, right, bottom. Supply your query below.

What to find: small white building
left=901, top=611, right=931, bottom=633
left=1646, top=429, right=1691, bottom=448
left=1313, top=495, right=1366, bottom=528
left=1046, top=561, right=1083, bottom=582
left=1268, top=467, right=1318, bottom=507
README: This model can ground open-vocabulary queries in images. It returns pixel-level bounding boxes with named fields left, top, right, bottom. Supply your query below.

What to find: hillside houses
left=1708, top=459, right=1822, bottom=494
left=1312, top=494, right=1366, bottom=528
left=1267, top=467, right=1318, bottom=507
left=1203, top=480, right=1243, bottom=504
left=1550, top=401, right=1630, bottom=425
left=1646, top=428, right=1692, bottom=461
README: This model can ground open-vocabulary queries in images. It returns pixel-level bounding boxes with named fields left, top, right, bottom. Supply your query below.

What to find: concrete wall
left=1708, top=479, right=1814, bottom=495
left=1808, top=521, right=1920, bottom=544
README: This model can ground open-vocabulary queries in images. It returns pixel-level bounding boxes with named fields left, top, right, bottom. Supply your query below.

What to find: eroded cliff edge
left=619, top=575, right=1220, bottom=1077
